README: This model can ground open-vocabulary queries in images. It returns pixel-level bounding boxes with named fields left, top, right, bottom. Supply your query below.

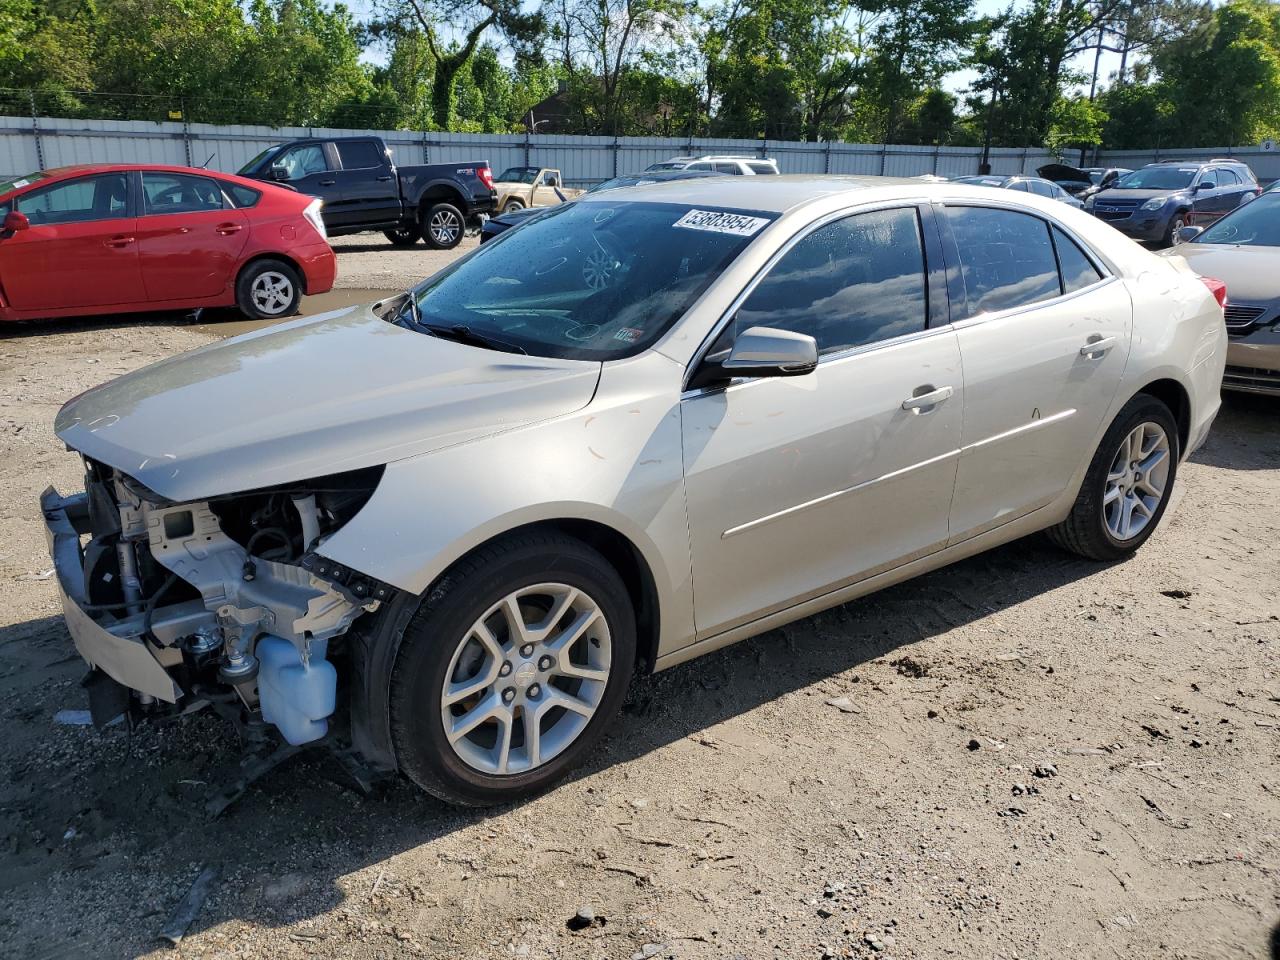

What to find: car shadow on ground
left=1, top=398, right=1272, bottom=957
left=1, top=533, right=1114, bottom=955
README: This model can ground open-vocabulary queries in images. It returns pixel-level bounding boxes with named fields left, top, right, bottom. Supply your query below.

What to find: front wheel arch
left=348, top=519, right=661, bottom=774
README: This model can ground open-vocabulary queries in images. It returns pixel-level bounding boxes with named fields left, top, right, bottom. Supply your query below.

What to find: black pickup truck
left=238, top=135, right=497, bottom=249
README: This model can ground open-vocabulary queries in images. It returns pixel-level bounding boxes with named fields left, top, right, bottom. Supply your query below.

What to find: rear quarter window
left=225, top=183, right=262, bottom=208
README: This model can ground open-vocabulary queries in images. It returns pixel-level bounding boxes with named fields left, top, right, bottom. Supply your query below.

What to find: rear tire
left=503, top=199, right=525, bottom=214
left=389, top=532, right=636, bottom=806
left=383, top=225, right=420, bottom=247
left=421, top=202, right=464, bottom=250
left=235, top=259, right=302, bottom=320
left=1047, top=394, right=1180, bottom=561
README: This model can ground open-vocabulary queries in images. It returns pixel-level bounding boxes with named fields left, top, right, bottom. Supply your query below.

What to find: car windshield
left=1196, top=194, right=1280, bottom=246
left=1115, top=167, right=1196, bottom=189
left=406, top=200, right=776, bottom=360
left=497, top=167, right=540, bottom=184
left=0, top=171, right=46, bottom=196
left=238, top=146, right=283, bottom=174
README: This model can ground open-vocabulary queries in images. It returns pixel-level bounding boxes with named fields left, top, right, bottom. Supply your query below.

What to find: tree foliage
left=3, top=0, right=1280, bottom=149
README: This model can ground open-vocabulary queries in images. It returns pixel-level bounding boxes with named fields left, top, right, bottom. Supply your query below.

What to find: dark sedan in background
left=480, top=169, right=721, bottom=243
left=1038, top=163, right=1132, bottom=198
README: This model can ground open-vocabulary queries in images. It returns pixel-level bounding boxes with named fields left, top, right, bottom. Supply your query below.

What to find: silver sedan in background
left=1164, top=190, right=1280, bottom=395
left=43, top=177, right=1225, bottom=806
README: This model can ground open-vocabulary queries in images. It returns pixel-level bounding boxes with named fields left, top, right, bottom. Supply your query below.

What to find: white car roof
left=576, top=174, right=1157, bottom=276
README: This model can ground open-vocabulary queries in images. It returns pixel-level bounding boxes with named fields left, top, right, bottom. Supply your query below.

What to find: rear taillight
left=1199, top=276, right=1227, bottom=309
left=303, top=198, right=327, bottom=242
left=478, top=166, right=494, bottom=191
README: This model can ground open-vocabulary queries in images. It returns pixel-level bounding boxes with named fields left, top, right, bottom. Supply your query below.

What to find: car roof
left=578, top=173, right=1004, bottom=214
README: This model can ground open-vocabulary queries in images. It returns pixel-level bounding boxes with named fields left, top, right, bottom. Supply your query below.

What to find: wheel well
left=439, top=519, right=662, bottom=674
left=237, top=252, right=307, bottom=295
left=417, top=186, right=466, bottom=220
left=1137, top=378, right=1191, bottom=454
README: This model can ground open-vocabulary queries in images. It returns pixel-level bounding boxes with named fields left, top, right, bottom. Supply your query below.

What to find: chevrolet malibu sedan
left=42, top=177, right=1225, bottom=806
left=0, top=164, right=335, bottom=322
left=1164, top=190, right=1280, bottom=395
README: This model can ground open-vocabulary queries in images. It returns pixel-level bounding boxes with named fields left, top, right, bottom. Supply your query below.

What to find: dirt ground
left=0, top=235, right=1278, bottom=960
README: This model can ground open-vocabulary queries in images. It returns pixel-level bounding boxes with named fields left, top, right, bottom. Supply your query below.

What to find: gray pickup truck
left=239, top=135, right=497, bottom=249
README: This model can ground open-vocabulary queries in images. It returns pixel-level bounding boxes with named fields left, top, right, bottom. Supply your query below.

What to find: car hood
left=1037, top=162, right=1091, bottom=183
left=55, top=306, right=602, bottom=502
left=1093, top=188, right=1187, bottom=203
left=1162, top=244, right=1280, bottom=302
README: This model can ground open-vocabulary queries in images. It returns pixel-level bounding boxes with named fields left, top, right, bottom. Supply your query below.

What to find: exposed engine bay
left=50, top=458, right=390, bottom=746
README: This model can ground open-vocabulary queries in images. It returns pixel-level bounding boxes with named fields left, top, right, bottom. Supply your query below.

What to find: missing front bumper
left=41, top=486, right=182, bottom=703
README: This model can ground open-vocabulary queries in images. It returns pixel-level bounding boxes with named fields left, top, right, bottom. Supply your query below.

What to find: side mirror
left=690, top=325, right=818, bottom=389
left=270, top=166, right=290, bottom=182
left=1196, top=181, right=1215, bottom=192
left=1176, top=225, right=1204, bottom=243
left=2, top=210, right=29, bottom=232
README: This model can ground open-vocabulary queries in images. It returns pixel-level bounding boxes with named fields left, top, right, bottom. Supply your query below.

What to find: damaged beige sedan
left=44, top=177, right=1226, bottom=805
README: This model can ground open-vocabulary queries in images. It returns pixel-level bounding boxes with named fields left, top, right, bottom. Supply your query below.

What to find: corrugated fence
left=4, top=114, right=1278, bottom=185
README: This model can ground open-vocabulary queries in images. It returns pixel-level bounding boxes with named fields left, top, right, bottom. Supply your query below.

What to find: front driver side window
left=17, top=174, right=128, bottom=226
left=724, top=207, right=928, bottom=356
left=276, top=144, right=327, bottom=181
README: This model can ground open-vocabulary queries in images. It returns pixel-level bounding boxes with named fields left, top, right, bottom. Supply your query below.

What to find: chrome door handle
left=215, top=222, right=243, bottom=235
left=902, top=385, right=954, bottom=412
left=103, top=235, right=134, bottom=248
left=1080, top=335, right=1117, bottom=357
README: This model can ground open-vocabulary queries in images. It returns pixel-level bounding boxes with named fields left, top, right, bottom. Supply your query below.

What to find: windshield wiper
left=417, top=319, right=528, bottom=355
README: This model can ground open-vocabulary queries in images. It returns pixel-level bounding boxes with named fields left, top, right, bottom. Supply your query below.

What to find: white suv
left=645, top=155, right=779, bottom=176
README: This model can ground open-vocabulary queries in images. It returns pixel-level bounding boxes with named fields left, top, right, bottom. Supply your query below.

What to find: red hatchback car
left=0, top=164, right=336, bottom=322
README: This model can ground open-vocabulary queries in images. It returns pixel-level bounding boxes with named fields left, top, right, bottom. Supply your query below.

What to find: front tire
left=235, top=259, right=302, bottom=320
left=1048, top=394, right=1179, bottom=561
left=383, top=225, right=420, bottom=247
left=389, top=532, right=636, bottom=806
left=421, top=202, right=464, bottom=250
left=1162, top=210, right=1189, bottom=247
left=503, top=199, right=525, bottom=214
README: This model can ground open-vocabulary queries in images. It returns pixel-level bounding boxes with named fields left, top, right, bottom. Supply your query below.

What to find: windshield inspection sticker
left=673, top=209, right=770, bottom=237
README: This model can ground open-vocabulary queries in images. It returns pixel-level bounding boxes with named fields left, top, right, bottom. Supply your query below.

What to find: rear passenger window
left=336, top=140, right=384, bottom=169
left=747, top=162, right=778, bottom=175
left=142, top=173, right=224, bottom=215
left=732, top=207, right=928, bottom=355
left=1052, top=226, right=1103, bottom=293
left=945, top=207, right=1060, bottom=317
left=714, top=163, right=742, bottom=175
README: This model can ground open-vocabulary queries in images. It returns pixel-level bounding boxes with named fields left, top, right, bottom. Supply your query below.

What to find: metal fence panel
left=2, top=112, right=1272, bottom=187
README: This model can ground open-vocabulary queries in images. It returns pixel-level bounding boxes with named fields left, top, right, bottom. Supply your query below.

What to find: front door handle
left=1080, top=335, right=1117, bottom=358
left=104, top=235, right=134, bottom=248
left=902, top=384, right=954, bottom=412
left=376, top=175, right=393, bottom=182
left=318, top=179, right=336, bottom=186
left=215, top=222, right=243, bottom=235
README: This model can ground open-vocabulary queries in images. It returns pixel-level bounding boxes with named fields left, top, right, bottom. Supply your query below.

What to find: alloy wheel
left=1103, top=421, right=1171, bottom=541
left=249, top=271, right=294, bottom=316
left=430, top=209, right=462, bottom=246
left=440, top=583, right=612, bottom=776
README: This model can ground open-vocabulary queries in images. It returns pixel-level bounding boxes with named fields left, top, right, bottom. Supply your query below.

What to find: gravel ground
left=0, top=239, right=1277, bottom=960
left=329, top=233, right=482, bottom=291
